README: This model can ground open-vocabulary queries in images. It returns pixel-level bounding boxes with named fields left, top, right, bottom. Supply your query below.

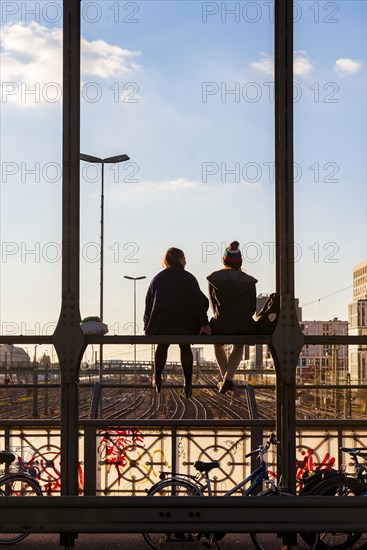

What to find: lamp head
left=80, top=154, right=130, bottom=164
left=80, top=153, right=103, bottom=163
left=103, top=154, right=130, bottom=164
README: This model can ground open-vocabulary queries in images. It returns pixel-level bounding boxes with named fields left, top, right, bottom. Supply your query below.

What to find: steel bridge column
left=54, top=0, right=85, bottom=501
left=272, top=0, right=304, bottom=492
left=53, top=3, right=85, bottom=545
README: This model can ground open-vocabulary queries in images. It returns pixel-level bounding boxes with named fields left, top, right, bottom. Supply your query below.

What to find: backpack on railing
left=80, top=316, right=109, bottom=335
left=254, top=293, right=280, bottom=335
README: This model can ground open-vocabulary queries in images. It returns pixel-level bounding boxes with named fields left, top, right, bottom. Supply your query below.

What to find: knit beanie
left=223, top=241, right=242, bottom=267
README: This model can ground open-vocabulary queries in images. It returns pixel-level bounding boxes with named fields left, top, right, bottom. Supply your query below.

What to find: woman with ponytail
left=144, top=247, right=210, bottom=398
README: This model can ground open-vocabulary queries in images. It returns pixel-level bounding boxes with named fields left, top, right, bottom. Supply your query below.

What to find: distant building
left=353, top=260, right=367, bottom=301
left=192, top=347, right=204, bottom=364
left=0, top=344, right=30, bottom=365
left=348, top=260, right=367, bottom=384
left=243, top=302, right=348, bottom=383
left=348, top=299, right=367, bottom=383
left=299, top=319, right=349, bottom=382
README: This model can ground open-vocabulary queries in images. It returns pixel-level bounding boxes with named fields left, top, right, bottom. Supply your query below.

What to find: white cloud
left=108, top=177, right=262, bottom=206
left=334, top=58, right=362, bottom=75
left=293, top=51, right=313, bottom=76
left=250, top=53, right=274, bottom=76
left=0, top=22, right=141, bottom=106
left=250, top=50, right=313, bottom=77
left=157, top=178, right=197, bottom=190
left=81, top=39, right=141, bottom=78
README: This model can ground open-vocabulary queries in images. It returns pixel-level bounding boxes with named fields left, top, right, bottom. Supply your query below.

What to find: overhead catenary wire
left=301, top=285, right=353, bottom=307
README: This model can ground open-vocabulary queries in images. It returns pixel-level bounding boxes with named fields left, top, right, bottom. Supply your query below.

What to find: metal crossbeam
left=1, top=419, right=366, bottom=428
left=0, top=497, right=366, bottom=533
left=1, top=335, right=366, bottom=346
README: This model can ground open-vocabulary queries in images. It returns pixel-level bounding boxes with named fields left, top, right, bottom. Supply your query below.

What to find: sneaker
left=219, top=379, right=236, bottom=394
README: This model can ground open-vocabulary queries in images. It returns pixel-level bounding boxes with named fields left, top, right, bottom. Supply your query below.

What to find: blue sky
left=0, top=1, right=366, bottom=362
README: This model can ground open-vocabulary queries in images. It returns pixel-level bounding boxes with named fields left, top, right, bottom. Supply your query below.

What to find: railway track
left=0, top=378, right=365, bottom=421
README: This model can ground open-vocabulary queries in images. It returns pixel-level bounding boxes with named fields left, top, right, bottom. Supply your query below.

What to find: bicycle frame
left=199, top=458, right=275, bottom=497
left=229, top=460, right=275, bottom=496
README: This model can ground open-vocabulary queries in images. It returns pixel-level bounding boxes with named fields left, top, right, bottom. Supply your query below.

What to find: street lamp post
left=80, top=153, right=129, bottom=415
left=43, top=350, right=50, bottom=416
left=124, top=275, right=146, bottom=384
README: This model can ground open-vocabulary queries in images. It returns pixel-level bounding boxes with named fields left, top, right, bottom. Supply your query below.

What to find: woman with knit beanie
left=207, top=241, right=257, bottom=394
left=144, top=247, right=210, bottom=398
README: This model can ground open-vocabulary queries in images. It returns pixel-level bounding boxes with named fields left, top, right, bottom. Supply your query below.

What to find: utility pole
left=124, top=275, right=146, bottom=385
left=346, top=372, right=352, bottom=418
left=33, top=345, right=39, bottom=419
left=332, top=344, right=340, bottom=417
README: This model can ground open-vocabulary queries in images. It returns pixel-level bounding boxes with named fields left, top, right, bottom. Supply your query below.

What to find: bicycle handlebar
left=245, top=433, right=278, bottom=459
left=268, top=433, right=278, bottom=446
left=245, top=448, right=260, bottom=458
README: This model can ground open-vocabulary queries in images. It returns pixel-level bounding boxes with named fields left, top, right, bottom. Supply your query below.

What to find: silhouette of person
left=207, top=241, right=257, bottom=394
left=144, top=247, right=210, bottom=398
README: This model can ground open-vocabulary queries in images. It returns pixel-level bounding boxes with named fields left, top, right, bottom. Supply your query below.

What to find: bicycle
left=142, top=433, right=319, bottom=550
left=300, top=447, right=367, bottom=550
left=0, top=449, right=42, bottom=544
left=340, top=447, right=367, bottom=485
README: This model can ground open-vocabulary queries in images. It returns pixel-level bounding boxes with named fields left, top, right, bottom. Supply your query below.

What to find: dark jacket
left=207, top=269, right=258, bottom=335
left=144, top=266, right=209, bottom=335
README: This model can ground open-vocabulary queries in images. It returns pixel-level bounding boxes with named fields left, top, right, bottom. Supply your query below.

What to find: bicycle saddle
left=194, top=461, right=220, bottom=473
left=0, top=450, right=16, bottom=466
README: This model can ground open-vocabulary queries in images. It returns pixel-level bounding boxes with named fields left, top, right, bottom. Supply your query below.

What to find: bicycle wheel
left=301, top=476, right=366, bottom=550
left=299, top=470, right=340, bottom=496
left=0, top=474, right=42, bottom=544
left=251, top=490, right=319, bottom=550
left=142, top=478, right=204, bottom=550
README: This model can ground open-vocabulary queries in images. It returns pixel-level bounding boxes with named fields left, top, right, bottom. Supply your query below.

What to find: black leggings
left=154, top=344, right=193, bottom=385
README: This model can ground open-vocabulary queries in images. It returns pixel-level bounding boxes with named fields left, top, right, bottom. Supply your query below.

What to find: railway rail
left=0, top=376, right=365, bottom=421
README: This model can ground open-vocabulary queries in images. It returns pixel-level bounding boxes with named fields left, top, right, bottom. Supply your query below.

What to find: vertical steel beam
left=272, top=0, right=303, bottom=492
left=84, top=426, right=97, bottom=495
left=54, top=0, right=85, bottom=507
left=275, top=0, right=295, bottom=297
